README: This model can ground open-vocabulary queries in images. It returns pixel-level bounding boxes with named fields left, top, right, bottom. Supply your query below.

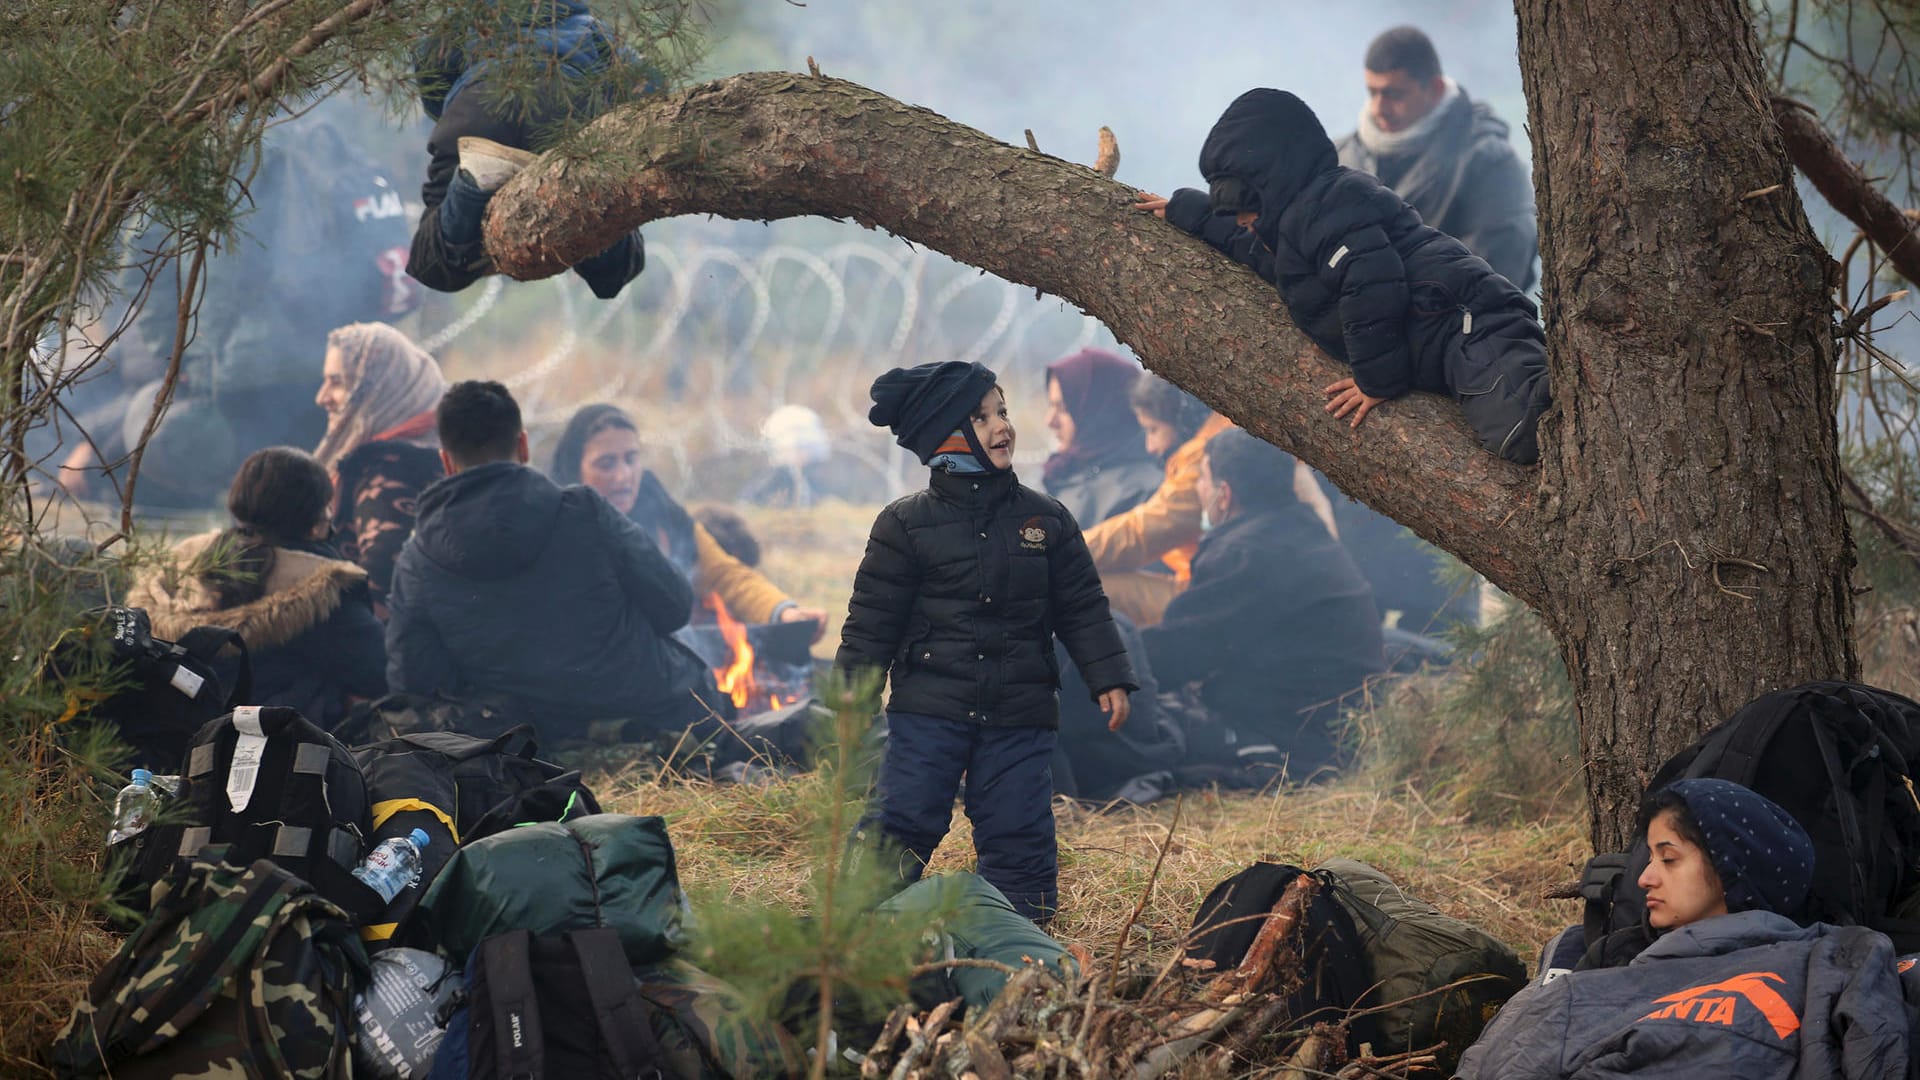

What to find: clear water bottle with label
left=107, top=769, right=157, bottom=846
left=353, top=828, right=430, bottom=904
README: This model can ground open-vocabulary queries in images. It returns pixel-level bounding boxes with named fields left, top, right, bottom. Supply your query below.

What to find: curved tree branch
left=1773, top=95, right=1920, bottom=285
left=484, top=72, right=1551, bottom=603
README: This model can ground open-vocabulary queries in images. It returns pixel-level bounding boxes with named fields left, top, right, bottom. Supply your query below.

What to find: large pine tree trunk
left=1517, top=0, right=1854, bottom=847
left=482, top=0, right=1856, bottom=847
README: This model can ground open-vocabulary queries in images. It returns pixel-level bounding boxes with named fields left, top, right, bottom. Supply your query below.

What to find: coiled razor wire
left=419, top=274, right=506, bottom=354
left=412, top=238, right=1130, bottom=498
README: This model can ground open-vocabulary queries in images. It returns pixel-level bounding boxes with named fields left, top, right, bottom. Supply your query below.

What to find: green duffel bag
left=881, top=872, right=1075, bottom=1010
left=1315, top=858, right=1526, bottom=1073
left=417, top=813, right=689, bottom=967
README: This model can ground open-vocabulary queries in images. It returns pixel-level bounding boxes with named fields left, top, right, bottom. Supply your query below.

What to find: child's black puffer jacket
left=837, top=469, right=1137, bottom=728
left=1165, top=89, right=1550, bottom=460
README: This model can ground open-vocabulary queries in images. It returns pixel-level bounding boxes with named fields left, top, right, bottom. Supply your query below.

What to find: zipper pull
left=1461, top=309, right=1473, bottom=335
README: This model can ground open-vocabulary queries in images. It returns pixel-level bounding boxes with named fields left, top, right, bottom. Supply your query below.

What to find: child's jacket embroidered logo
left=1637, top=972, right=1799, bottom=1039
left=1019, top=519, right=1048, bottom=550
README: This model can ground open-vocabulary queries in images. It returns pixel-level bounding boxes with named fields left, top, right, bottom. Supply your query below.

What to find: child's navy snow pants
left=871, top=711, right=1058, bottom=922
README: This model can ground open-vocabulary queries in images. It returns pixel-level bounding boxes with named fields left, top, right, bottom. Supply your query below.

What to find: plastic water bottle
left=353, top=828, right=430, bottom=904
left=107, top=769, right=158, bottom=846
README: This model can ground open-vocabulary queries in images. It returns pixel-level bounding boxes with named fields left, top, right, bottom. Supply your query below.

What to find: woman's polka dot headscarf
left=1659, top=778, right=1815, bottom=917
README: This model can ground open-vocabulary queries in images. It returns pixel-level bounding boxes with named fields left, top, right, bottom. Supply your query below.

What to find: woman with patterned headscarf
left=313, top=322, right=447, bottom=614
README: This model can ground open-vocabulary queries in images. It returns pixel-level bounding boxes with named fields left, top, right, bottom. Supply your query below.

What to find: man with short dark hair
left=1139, top=428, right=1384, bottom=781
left=1337, top=25, right=1538, bottom=290
left=385, top=380, right=730, bottom=738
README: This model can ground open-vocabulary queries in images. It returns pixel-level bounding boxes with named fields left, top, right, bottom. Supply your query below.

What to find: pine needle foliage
left=0, top=1, right=709, bottom=1066
left=0, top=0, right=708, bottom=510
left=683, top=670, right=953, bottom=1079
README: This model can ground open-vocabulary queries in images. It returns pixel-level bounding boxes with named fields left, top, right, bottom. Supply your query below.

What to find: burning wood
left=709, top=592, right=758, bottom=709
left=688, top=593, right=816, bottom=716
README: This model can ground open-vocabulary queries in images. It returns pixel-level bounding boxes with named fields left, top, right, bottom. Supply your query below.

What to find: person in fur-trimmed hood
left=838, top=360, right=1137, bottom=922
left=128, top=448, right=387, bottom=729
left=1137, top=88, right=1551, bottom=465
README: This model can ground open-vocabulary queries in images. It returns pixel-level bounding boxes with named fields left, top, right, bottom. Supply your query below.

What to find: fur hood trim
left=127, top=531, right=368, bottom=649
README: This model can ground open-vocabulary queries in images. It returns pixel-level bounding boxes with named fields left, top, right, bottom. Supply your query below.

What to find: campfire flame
left=708, top=592, right=757, bottom=709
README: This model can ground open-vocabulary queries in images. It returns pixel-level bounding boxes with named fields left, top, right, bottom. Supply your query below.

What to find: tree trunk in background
left=484, top=1, right=1858, bottom=848
left=1517, top=0, right=1854, bottom=847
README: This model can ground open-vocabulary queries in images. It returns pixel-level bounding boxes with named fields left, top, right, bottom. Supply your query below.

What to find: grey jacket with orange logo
left=1455, top=911, right=1916, bottom=1079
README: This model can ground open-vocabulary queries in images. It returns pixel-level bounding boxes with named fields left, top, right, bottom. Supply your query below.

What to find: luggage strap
left=480, top=931, right=547, bottom=1080
left=174, top=625, right=252, bottom=707
left=570, top=927, right=665, bottom=1079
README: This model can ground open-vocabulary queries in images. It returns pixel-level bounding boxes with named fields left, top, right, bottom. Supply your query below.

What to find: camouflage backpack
left=53, top=847, right=369, bottom=1080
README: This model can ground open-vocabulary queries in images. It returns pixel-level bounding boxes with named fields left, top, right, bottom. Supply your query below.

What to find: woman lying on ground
left=128, top=447, right=387, bottom=730
left=549, top=403, right=826, bottom=637
left=312, top=322, right=448, bottom=616
left=1456, top=779, right=1915, bottom=1079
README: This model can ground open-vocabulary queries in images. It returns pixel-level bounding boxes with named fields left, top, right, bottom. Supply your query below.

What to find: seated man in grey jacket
left=384, top=380, right=731, bottom=741
left=1457, top=780, right=1914, bottom=1079
left=1335, top=26, right=1537, bottom=291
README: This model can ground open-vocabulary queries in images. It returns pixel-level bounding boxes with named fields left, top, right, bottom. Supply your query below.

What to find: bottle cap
left=131, top=769, right=153, bottom=784
left=409, top=828, right=430, bottom=848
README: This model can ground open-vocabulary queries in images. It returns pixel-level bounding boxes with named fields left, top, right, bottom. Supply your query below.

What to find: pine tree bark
left=484, top=2, right=1856, bottom=847
left=1516, top=0, right=1853, bottom=846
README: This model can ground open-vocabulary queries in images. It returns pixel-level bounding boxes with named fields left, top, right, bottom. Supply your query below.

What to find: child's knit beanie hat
left=868, top=361, right=998, bottom=465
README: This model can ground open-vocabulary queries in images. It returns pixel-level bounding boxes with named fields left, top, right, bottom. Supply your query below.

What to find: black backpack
left=351, top=726, right=602, bottom=949
left=429, top=928, right=665, bottom=1080
left=117, top=704, right=382, bottom=923
left=1580, top=680, right=1920, bottom=959
left=48, top=606, right=251, bottom=771
left=1185, top=861, right=1373, bottom=1040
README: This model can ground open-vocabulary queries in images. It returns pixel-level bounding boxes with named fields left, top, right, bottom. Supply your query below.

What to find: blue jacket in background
left=1456, top=911, right=1917, bottom=1079
left=385, top=462, right=719, bottom=734
left=415, top=0, right=624, bottom=122
left=406, top=0, right=654, bottom=297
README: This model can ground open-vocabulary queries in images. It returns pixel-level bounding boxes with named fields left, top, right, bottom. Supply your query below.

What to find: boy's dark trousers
left=871, top=711, right=1058, bottom=922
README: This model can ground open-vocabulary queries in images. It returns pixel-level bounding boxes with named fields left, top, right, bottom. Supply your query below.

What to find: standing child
left=838, top=361, right=1138, bottom=923
left=1138, top=88, right=1551, bottom=464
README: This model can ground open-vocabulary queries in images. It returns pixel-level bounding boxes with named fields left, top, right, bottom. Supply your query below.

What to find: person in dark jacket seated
left=385, top=381, right=731, bottom=742
left=1136, top=89, right=1551, bottom=464
left=128, top=447, right=386, bottom=729
left=1458, top=780, right=1913, bottom=1079
left=1335, top=26, right=1538, bottom=291
left=1040, top=348, right=1163, bottom=530
left=838, top=360, right=1138, bottom=923
left=1141, top=429, right=1383, bottom=781
left=407, top=0, right=649, bottom=298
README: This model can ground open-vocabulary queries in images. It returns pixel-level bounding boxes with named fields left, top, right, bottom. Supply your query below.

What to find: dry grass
left=6, top=498, right=1592, bottom=1073
left=596, top=767, right=1587, bottom=972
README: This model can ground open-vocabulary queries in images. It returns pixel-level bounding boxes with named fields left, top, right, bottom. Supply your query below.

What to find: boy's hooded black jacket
left=836, top=470, right=1137, bottom=729
left=1165, top=89, right=1539, bottom=402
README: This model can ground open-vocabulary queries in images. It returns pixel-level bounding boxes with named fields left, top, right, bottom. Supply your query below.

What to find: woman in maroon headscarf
left=1041, top=348, right=1164, bottom=529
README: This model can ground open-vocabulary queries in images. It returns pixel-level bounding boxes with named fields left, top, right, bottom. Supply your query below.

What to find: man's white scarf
left=1354, top=77, right=1461, bottom=157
